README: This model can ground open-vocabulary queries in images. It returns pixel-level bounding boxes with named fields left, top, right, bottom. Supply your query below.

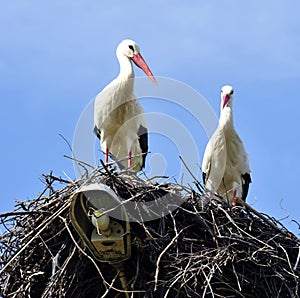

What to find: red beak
left=131, top=53, right=157, bottom=85
left=222, top=94, right=230, bottom=109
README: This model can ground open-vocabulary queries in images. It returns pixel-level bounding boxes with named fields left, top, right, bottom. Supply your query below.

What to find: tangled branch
left=0, top=165, right=299, bottom=297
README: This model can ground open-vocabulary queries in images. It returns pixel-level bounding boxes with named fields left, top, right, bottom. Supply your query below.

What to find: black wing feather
left=93, top=125, right=101, bottom=140
left=137, top=125, right=148, bottom=169
left=241, top=173, right=252, bottom=202
left=202, top=172, right=206, bottom=184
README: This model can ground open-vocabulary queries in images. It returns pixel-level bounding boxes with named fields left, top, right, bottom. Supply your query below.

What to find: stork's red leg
left=232, top=189, right=237, bottom=206
left=128, top=151, right=132, bottom=168
left=105, top=148, right=109, bottom=165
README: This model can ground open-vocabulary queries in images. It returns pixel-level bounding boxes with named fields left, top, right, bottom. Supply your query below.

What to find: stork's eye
left=230, top=90, right=234, bottom=95
left=128, top=45, right=134, bottom=51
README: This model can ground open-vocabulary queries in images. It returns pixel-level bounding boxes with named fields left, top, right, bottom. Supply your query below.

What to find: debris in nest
left=0, top=165, right=299, bottom=298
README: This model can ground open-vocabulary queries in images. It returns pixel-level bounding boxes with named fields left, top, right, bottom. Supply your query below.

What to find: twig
left=154, top=226, right=190, bottom=291
left=237, top=198, right=292, bottom=238
left=0, top=202, right=70, bottom=275
left=64, top=154, right=95, bottom=169
left=293, top=245, right=300, bottom=271
left=179, top=155, right=203, bottom=193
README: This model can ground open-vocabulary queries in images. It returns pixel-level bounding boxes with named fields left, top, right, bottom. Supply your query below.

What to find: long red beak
left=222, top=94, right=230, bottom=109
left=131, top=53, right=157, bottom=85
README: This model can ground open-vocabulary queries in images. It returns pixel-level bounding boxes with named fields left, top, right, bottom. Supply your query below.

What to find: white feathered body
left=202, top=94, right=251, bottom=203
left=94, top=68, right=147, bottom=172
left=201, top=127, right=227, bottom=194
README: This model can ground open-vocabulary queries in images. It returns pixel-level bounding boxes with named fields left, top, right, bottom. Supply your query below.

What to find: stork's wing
left=236, top=134, right=250, bottom=174
left=93, top=125, right=101, bottom=139
left=202, top=171, right=207, bottom=186
left=94, top=83, right=113, bottom=132
left=94, top=78, right=125, bottom=134
left=232, top=131, right=251, bottom=201
left=137, top=125, right=148, bottom=168
left=202, top=146, right=211, bottom=184
left=202, top=127, right=226, bottom=192
left=132, top=98, right=148, bottom=169
left=133, top=98, right=147, bottom=127
left=241, top=172, right=251, bottom=201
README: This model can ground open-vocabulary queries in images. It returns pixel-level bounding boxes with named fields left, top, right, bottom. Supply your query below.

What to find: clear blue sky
left=1, top=1, right=299, bottom=235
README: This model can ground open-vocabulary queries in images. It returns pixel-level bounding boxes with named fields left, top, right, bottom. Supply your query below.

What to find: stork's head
left=116, top=39, right=157, bottom=84
left=221, top=85, right=234, bottom=109
left=117, top=39, right=140, bottom=59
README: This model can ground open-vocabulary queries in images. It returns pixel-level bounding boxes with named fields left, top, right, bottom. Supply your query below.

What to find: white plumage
left=94, top=39, right=157, bottom=172
left=202, top=85, right=251, bottom=205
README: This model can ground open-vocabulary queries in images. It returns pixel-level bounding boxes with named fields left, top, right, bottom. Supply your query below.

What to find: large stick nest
left=1, top=165, right=299, bottom=297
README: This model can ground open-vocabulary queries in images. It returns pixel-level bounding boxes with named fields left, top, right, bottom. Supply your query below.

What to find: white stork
left=202, top=85, right=251, bottom=205
left=94, top=39, right=157, bottom=172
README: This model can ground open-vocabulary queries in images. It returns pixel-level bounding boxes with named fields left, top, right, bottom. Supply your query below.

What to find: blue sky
left=1, top=1, right=299, bottom=235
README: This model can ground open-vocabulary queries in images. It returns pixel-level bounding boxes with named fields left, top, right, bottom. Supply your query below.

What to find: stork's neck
left=117, top=55, right=135, bottom=82
left=219, top=106, right=234, bottom=129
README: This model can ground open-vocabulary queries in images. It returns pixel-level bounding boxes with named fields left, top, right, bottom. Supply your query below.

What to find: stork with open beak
left=202, top=85, right=251, bottom=205
left=94, top=39, right=157, bottom=172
